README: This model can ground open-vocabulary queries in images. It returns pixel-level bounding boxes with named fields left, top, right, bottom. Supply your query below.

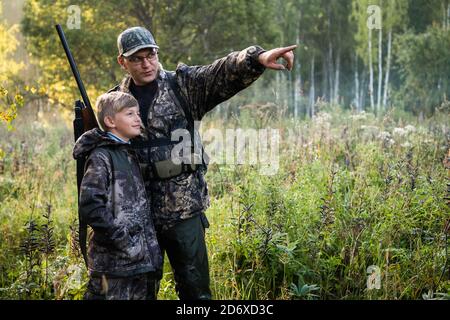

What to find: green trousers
left=157, top=213, right=212, bottom=300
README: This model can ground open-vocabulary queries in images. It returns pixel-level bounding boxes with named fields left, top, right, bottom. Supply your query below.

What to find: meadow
left=0, top=103, right=448, bottom=300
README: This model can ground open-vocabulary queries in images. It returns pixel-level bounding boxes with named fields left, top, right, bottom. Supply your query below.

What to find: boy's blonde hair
left=96, top=91, right=138, bottom=131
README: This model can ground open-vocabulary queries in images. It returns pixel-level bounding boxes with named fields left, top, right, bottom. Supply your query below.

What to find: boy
left=73, top=91, right=162, bottom=300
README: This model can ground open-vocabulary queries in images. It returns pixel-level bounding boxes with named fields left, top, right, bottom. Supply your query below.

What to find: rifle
left=55, top=24, right=98, bottom=188
left=55, top=24, right=98, bottom=266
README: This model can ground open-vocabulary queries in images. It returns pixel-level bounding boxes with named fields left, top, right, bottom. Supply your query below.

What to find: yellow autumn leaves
left=0, top=85, right=24, bottom=127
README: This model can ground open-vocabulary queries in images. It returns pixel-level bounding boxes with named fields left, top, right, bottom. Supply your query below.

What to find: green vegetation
left=0, top=105, right=448, bottom=299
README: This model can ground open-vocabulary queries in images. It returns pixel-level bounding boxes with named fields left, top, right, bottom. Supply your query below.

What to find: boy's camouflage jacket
left=109, top=46, right=266, bottom=231
left=73, top=128, right=162, bottom=277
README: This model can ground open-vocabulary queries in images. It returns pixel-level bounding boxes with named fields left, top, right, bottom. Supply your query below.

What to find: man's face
left=118, top=48, right=159, bottom=85
left=106, top=106, right=142, bottom=141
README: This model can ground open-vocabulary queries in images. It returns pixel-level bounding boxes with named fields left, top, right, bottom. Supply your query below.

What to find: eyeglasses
left=126, top=50, right=158, bottom=64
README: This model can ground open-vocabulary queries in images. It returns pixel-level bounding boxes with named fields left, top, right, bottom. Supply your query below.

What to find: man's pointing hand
left=258, top=45, right=297, bottom=71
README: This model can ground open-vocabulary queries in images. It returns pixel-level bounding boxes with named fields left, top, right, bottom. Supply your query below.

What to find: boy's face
left=105, top=106, right=141, bottom=141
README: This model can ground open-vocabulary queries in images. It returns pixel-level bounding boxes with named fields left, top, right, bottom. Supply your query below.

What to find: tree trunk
left=276, top=71, right=281, bottom=106
left=354, top=53, right=360, bottom=112
left=327, top=2, right=333, bottom=104
left=322, top=57, right=327, bottom=101
left=294, top=57, right=302, bottom=119
left=287, top=70, right=292, bottom=115
left=294, top=69, right=298, bottom=119
left=328, top=41, right=334, bottom=103
left=309, top=55, right=316, bottom=118
left=294, top=28, right=301, bottom=119
left=377, top=27, right=383, bottom=113
left=334, top=48, right=341, bottom=105
left=360, top=69, right=367, bottom=111
left=134, top=0, right=153, bottom=30
left=368, top=28, right=375, bottom=111
left=447, top=4, right=450, bottom=30
left=444, top=2, right=448, bottom=29
left=383, top=29, right=392, bottom=109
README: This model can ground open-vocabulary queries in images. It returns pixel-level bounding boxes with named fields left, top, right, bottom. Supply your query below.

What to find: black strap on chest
left=131, top=136, right=179, bottom=149
left=167, top=72, right=208, bottom=167
left=165, top=72, right=195, bottom=140
left=132, top=72, right=207, bottom=178
left=129, top=72, right=193, bottom=149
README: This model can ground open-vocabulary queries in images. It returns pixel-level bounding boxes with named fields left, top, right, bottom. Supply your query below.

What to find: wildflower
left=14, top=94, right=24, bottom=107
left=401, top=142, right=412, bottom=148
left=393, top=127, right=407, bottom=137
left=351, top=111, right=367, bottom=121
left=377, top=131, right=391, bottom=141
left=360, top=125, right=380, bottom=141
left=360, top=125, right=379, bottom=132
left=404, top=125, right=416, bottom=133
left=313, top=112, right=332, bottom=125
left=384, top=139, right=395, bottom=147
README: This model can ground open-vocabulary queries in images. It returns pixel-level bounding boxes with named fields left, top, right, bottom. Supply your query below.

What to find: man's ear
left=117, top=55, right=127, bottom=71
left=104, top=115, right=115, bottom=129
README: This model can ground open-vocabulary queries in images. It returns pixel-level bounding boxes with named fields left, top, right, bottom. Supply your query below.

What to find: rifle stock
left=73, top=100, right=84, bottom=193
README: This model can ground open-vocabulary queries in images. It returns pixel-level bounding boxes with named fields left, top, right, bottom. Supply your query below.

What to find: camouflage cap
left=117, top=26, right=159, bottom=57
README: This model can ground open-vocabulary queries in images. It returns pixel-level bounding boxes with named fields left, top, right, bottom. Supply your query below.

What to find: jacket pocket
left=117, top=233, right=146, bottom=265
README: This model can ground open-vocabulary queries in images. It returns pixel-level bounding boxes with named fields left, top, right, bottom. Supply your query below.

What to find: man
left=109, top=26, right=296, bottom=300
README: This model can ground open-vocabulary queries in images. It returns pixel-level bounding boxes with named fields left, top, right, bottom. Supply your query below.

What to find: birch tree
left=352, top=0, right=382, bottom=112
left=382, top=0, right=409, bottom=109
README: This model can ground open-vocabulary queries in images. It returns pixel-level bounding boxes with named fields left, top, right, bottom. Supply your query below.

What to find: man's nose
left=141, top=58, right=151, bottom=68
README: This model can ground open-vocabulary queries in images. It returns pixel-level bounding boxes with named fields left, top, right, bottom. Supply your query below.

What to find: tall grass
left=0, top=103, right=448, bottom=299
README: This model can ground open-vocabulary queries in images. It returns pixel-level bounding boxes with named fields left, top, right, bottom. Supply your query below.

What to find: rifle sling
left=166, top=72, right=208, bottom=167
left=131, top=137, right=180, bottom=149
left=130, top=72, right=194, bottom=151
left=166, top=72, right=195, bottom=138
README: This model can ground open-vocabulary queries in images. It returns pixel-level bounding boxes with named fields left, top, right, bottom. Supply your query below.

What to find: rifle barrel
left=55, top=24, right=92, bottom=111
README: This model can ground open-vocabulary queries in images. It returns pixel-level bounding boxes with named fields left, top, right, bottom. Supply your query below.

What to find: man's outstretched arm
left=175, top=44, right=297, bottom=120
